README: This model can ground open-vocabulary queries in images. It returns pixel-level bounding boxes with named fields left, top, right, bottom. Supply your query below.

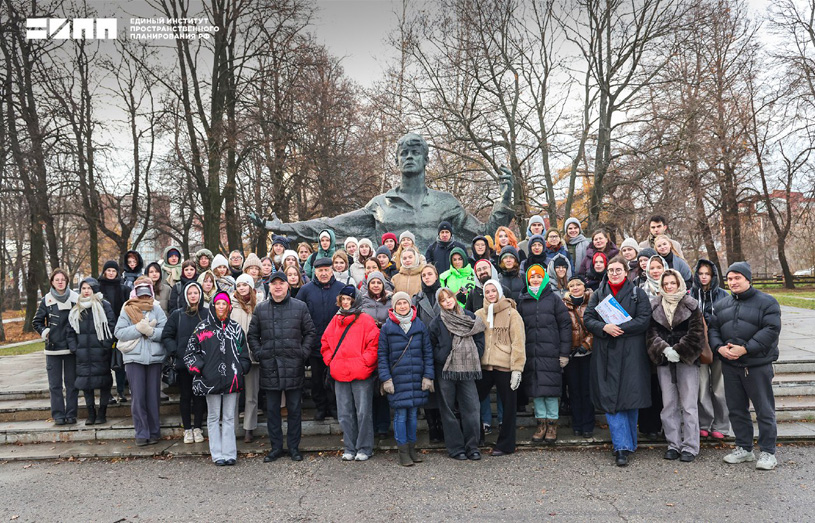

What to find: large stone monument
left=249, top=133, right=514, bottom=249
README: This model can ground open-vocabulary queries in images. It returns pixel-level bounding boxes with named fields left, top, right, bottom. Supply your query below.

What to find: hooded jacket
left=690, top=259, right=728, bottom=322
left=321, top=310, right=380, bottom=383
left=161, top=245, right=184, bottom=287
left=303, top=229, right=337, bottom=280
left=564, top=218, right=591, bottom=272
left=161, top=290, right=207, bottom=372
left=439, top=247, right=476, bottom=307
left=474, top=296, right=526, bottom=373
left=184, top=307, right=252, bottom=395
left=496, top=246, right=525, bottom=301
left=122, top=251, right=144, bottom=289
left=469, top=235, right=494, bottom=267
left=546, top=253, right=574, bottom=299
left=98, top=268, right=130, bottom=320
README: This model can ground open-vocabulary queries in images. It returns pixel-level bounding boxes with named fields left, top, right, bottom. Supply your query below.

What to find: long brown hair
left=233, top=282, right=257, bottom=314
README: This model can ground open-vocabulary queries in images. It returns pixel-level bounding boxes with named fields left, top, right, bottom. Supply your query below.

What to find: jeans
left=698, top=359, right=731, bottom=434
left=178, top=370, right=206, bottom=430
left=125, top=363, right=162, bottom=440
left=476, top=370, right=517, bottom=454
left=206, top=393, right=238, bottom=462
left=722, top=363, right=777, bottom=454
left=479, top=392, right=504, bottom=426
left=437, top=377, right=481, bottom=456
left=46, top=354, right=77, bottom=421
left=658, top=363, right=700, bottom=455
left=393, top=407, right=418, bottom=446
left=566, top=354, right=595, bottom=434
left=266, top=388, right=303, bottom=451
left=606, top=409, right=638, bottom=452
left=335, top=377, right=375, bottom=456
left=533, top=396, right=559, bottom=419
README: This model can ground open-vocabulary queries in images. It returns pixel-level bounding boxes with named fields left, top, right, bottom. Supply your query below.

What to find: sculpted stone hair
left=395, top=133, right=429, bottom=164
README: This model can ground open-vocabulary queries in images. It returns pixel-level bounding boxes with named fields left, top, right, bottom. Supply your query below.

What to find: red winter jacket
left=321, top=312, right=380, bottom=382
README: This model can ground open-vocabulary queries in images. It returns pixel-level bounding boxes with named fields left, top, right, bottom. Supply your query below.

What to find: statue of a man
left=249, top=133, right=514, bottom=249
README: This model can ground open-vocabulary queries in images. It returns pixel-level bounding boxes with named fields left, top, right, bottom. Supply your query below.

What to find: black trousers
left=177, top=370, right=206, bottom=430
left=476, top=370, right=517, bottom=454
left=638, top=372, right=663, bottom=434
left=722, top=363, right=777, bottom=454
left=266, top=388, right=302, bottom=452
left=310, top=355, right=335, bottom=415
left=565, top=355, right=595, bottom=434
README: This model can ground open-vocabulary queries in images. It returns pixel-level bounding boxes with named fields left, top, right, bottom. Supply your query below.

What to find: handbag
left=111, top=346, right=124, bottom=371
left=323, top=317, right=357, bottom=392
left=116, top=337, right=141, bottom=354
left=162, top=358, right=178, bottom=386
left=700, top=316, right=714, bottom=365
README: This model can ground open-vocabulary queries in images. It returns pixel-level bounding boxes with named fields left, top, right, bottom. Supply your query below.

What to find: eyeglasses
left=607, top=268, right=625, bottom=275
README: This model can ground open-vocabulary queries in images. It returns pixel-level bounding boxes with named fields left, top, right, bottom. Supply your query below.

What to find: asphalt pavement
left=1, top=444, right=813, bottom=521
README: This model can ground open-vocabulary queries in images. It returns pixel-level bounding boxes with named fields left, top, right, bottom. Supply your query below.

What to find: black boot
left=96, top=405, right=107, bottom=425
left=85, top=404, right=96, bottom=426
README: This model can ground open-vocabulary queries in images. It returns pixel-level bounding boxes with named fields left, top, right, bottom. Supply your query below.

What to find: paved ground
left=1, top=445, right=813, bottom=521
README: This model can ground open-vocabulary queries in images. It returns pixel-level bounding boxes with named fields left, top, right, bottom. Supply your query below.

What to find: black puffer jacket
left=162, top=307, right=206, bottom=371
left=708, top=286, right=781, bottom=368
left=66, top=301, right=116, bottom=390
left=428, top=310, right=485, bottom=376
left=32, top=291, right=79, bottom=355
left=296, top=277, right=344, bottom=356
left=690, top=259, right=728, bottom=322
left=516, top=285, right=572, bottom=398
left=498, top=268, right=525, bottom=302
left=247, top=295, right=317, bottom=391
left=168, top=274, right=199, bottom=316
left=185, top=308, right=251, bottom=396
left=98, top=276, right=130, bottom=319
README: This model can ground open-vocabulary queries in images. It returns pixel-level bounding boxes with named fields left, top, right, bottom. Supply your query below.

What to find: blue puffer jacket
left=708, top=286, right=781, bottom=368
left=378, top=307, right=435, bottom=409
left=297, top=276, right=344, bottom=356
left=114, top=301, right=167, bottom=366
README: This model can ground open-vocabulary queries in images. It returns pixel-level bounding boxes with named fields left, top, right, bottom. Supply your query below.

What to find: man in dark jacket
left=425, top=221, right=467, bottom=275
left=709, top=261, right=781, bottom=471
left=465, top=259, right=510, bottom=313
left=99, top=260, right=131, bottom=404
left=248, top=271, right=317, bottom=462
left=291, top=257, right=343, bottom=420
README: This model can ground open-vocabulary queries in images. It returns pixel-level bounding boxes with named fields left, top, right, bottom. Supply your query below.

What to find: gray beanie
left=726, top=261, right=752, bottom=282
left=399, top=231, right=416, bottom=244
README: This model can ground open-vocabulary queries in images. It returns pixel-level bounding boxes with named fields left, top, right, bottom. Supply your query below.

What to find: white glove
left=382, top=379, right=395, bottom=395
left=148, top=318, right=157, bottom=328
left=664, top=346, right=681, bottom=363
left=134, top=319, right=154, bottom=337
left=421, top=378, right=435, bottom=392
left=559, top=356, right=569, bottom=368
left=41, top=328, right=51, bottom=340
left=510, top=370, right=522, bottom=391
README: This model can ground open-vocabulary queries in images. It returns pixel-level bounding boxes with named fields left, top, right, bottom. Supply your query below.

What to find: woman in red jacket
left=321, top=285, right=380, bottom=461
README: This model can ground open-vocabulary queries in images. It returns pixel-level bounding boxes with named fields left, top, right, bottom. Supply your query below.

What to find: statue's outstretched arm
left=248, top=207, right=376, bottom=244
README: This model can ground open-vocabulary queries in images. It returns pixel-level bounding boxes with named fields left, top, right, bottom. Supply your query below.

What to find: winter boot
left=544, top=419, right=558, bottom=444
left=398, top=444, right=414, bottom=467
left=96, top=405, right=107, bottom=425
left=85, top=404, right=96, bottom=426
left=531, top=418, right=546, bottom=443
left=408, top=443, right=423, bottom=463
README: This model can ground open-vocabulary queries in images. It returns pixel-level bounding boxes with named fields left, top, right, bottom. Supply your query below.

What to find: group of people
left=31, top=214, right=782, bottom=470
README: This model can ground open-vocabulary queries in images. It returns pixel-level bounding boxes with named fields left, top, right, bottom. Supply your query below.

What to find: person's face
left=566, top=223, right=580, bottom=238
left=148, top=266, right=161, bottom=282
left=333, top=258, right=347, bottom=272
left=273, top=244, right=285, bottom=255
left=531, top=242, right=543, bottom=255
left=650, top=221, right=667, bottom=237
left=400, top=237, right=413, bottom=249
left=502, top=256, right=516, bottom=269
left=452, top=253, right=464, bottom=269
left=498, top=230, right=509, bottom=246
left=229, top=253, right=242, bottom=266
left=320, top=236, right=332, bottom=250
left=621, top=247, right=637, bottom=261
left=365, top=260, right=379, bottom=275
left=183, top=265, right=196, bottom=279
left=476, top=264, right=491, bottom=283
left=421, top=267, right=437, bottom=286
left=214, top=266, right=228, bottom=277
left=283, top=256, right=298, bottom=268
left=607, top=263, right=626, bottom=284
left=104, top=268, right=118, bottom=280
left=214, top=299, right=229, bottom=320
left=639, top=257, right=649, bottom=271
left=474, top=240, right=486, bottom=255
left=649, top=262, right=665, bottom=281
left=198, top=255, right=210, bottom=268
left=315, top=266, right=333, bottom=283
left=377, top=254, right=390, bottom=268
left=168, top=254, right=180, bottom=265
left=52, top=273, right=68, bottom=292
left=368, top=279, right=384, bottom=295
left=438, top=230, right=452, bottom=242
left=237, top=282, right=252, bottom=297
left=201, top=278, right=214, bottom=293
left=186, top=286, right=201, bottom=305
left=261, top=259, right=274, bottom=275
left=567, top=280, right=585, bottom=297
left=401, top=250, right=415, bottom=267
left=384, top=238, right=396, bottom=251
left=727, top=272, right=749, bottom=293
left=593, top=233, right=607, bottom=250
left=340, top=296, right=354, bottom=310
left=127, top=256, right=138, bottom=269
left=655, top=238, right=671, bottom=256
left=698, top=265, right=713, bottom=287
left=271, top=279, right=289, bottom=300
left=531, top=222, right=544, bottom=235
left=547, top=231, right=560, bottom=245
left=298, top=247, right=311, bottom=260
left=245, top=266, right=260, bottom=278
left=593, top=259, right=606, bottom=272
left=662, top=275, right=679, bottom=294
left=80, top=283, right=93, bottom=297
left=484, top=284, right=499, bottom=304
left=346, top=243, right=357, bottom=256
left=359, top=244, right=372, bottom=257
left=440, top=293, right=457, bottom=310
left=555, top=266, right=567, bottom=278
left=285, top=269, right=300, bottom=286
left=397, top=143, right=427, bottom=176
left=528, top=273, right=543, bottom=286
left=394, top=299, right=411, bottom=315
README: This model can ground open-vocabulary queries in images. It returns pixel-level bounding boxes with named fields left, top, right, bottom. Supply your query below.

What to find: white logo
left=25, top=18, right=117, bottom=40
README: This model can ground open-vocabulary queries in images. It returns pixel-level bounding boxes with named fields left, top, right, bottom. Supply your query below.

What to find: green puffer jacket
left=439, top=247, right=476, bottom=307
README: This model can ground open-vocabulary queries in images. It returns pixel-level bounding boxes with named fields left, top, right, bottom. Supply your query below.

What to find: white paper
left=595, top=295, right=633, bottom=325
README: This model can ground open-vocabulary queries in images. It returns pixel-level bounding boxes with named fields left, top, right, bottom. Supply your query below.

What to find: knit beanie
left=438, top=221, right=453, bottom=234
left=399, top=231, right=416, bottom=244
left=620, top=237, right=640, bottom=254
left=381, top=232, right=398, bottom=245
left=392, top=291, right=411, bottom=306
left=358, top=238, right=374, bottom=252
left=499, top=245, right=520, bottom=261
left=243, top=253, right=263, bottom=271
left=81, top=277, right=101, bottom=294
left=282, top=249, right=299, bottom=264
left=528, top=234, right=545, bottom=247
left=375, top=246, right=392, bottom=259
left=638, top=247, right=657, bottom=261
left=212, top=254, right=229, bottom=270
left=213, top=292, right=231, bottom=306
left=527, top=265, right=546, bottom=281
left=726, top=261, right=752, bottom=282
left=553, top=257, right=569, bottom=269
left=235, top=274, right=255, bottom=288
left=367, top=271, right=386, bottom=285
left=344, top=237, right=358, bottom=250
left=102, top=260, right=120, bottom=274
left=339, top=284, right=357, bottom=299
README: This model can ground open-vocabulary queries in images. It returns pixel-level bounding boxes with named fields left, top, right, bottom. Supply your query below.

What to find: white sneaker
left=341, top=452, right=355, bottom=461
left=193, top=428, right=205, bottom=443
left=354, top=452, right=370, bottom=461
left=183, top=429, right=194, bottom=444
left=755, top=452, right=777, bottom=471
left=723, top=446, right=756, bottom=464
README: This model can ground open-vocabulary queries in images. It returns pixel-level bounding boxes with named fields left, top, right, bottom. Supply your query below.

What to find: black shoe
left=615, top=451, right=628, bottom=467
left=65, top=417, right=77, bottom=425
left=328, top=410, right=338, bottom=419
left=573, top=429, right=583, bottom=437
left=664, top=449, right=681, bottom=460
left=679, top=451, right=695, bottom=462
left=264, top=449, right=284, bottom=462
left=96, top=406, right=107, bottom=425
left=467, top=451, right=481, bottom=461
left=583, top=432, right=594, bottom=439
left=315, top=411, right=326, bottom=421
left=290, top=449, right=303, bottom=462
left=643, top=432, right=659, bottom=440
left=135, top=438, right=149, bottom=447
left=376, top=431, right=389, bottom=440
left=224, top=458, right=236, bottom=466
left=147, top=438, right=160, bottom=445
left=490, top=449, right=506, bottom=457
left=451, top=452, right=467, bottom=461
left=214, top=459, right=226, bottom=466
left=54, top=418, right=66, bottom=426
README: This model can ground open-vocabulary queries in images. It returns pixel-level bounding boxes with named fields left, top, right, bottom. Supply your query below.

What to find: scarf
left=644, top=255, right=667, bottom=297
left=609, top=279, right=625, bottom=297
left=68, top=293, right=112, bottom=342
left=659, top=269, right=688, bottom=325
left=392, top=308, right=414, bottom=334
left=571, top=295, right=584, bottom=307
left=123, top=296, right=155, bottom=325
left=50, top=286, right=70, bottom=304
left=421, top=280, right=440, bottom=308
left=439, top=306, right=485, bottom=381
left=482, top=278, right=504, bottom=328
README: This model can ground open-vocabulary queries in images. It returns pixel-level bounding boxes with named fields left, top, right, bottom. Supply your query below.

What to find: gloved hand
left=421, top=378, right=434, bottom=392
left=382, top=379, right=395, bottom=395
left=41, top=327, right=51, bottom=340
left=559, top=356, right=569, bottom=368
left=148, top=318, right=157, bottom=328
left=134, top=318, right=154, bottom=337
left=664, top=346, right=681, bottom=363
left=456, top=288, right=468, bottom=304
left=510, top=370, right=522, bottom=391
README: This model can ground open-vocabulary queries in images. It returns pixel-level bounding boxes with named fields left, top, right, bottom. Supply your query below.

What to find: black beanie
left=102, top=260, right=120, bottom=274
left=438, top=221, right=453, bottom=234
left=553, top=257, right=569, bottom=269
left=726, top=261, right=752, bottom=282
